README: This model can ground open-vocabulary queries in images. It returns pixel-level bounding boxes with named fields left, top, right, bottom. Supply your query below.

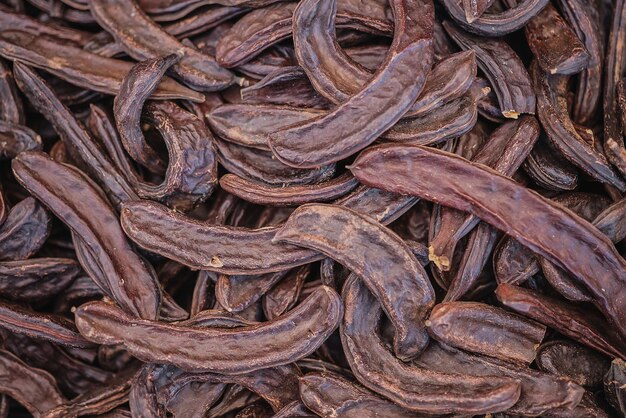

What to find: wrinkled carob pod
left=0, top=0, right=624, bottom=416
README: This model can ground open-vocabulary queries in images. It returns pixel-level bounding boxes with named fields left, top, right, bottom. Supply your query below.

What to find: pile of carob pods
left=0, top=0, right=626, bottom=416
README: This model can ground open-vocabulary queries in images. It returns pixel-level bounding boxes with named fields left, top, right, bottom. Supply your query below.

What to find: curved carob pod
left=495, top=284, right=626, bottom=360
left=0, top=299, right=93, bottom=347
left=299, top=372, right=417, bottom=417
left=535, top=340, right=610, bottom=388
left=208, top=104, right=324, bottom=151
left=340, top=276, right=521, bottom=414
left=0, top=258, right=81, bottom=302
left=0, top=197, right=51, bottom=262
left=215, top=0, right=392, bottom=68
left=113, top=54, right=179, bottom=174
left=12, top=152, right=162, bottom=320
left=443, top=21, right=536, bottom=119
left=219, top=173, right=359, bottom=207
left=532, top=61, right=626, bottom=191
left=415, top=341, right=584, bottom=416
left=263, top=265, right=310, bottom=320
left=292, top=0, right=372, bottom=103
left=426, top=302, right=546, bottom=365
left=511, top=1, right=590, bottom=75
left=429, top=116, right=540, bottom=272
left=268, top=0, right=435, bottom=168
left=274, top=204, right=435, bottom=360
left=522, top=136, right=579, bottom=191
left=0, top=31, right=202, bottom=102
left=554, top=0, right=603, bottom=124
left=350, top=144, right=626, bottom=340
left=0, top=349, right=66, bottom=418
left=13, top=62, right=138, bottom=210
left=74, top=286, right=342, bottom=373
left=603, top=0, right=626, bottom=178
left=440, top=0, right=549, bottom=37
left=215, top=270, right=290, bottom=313
left=90, top=0, right=235, bottom=91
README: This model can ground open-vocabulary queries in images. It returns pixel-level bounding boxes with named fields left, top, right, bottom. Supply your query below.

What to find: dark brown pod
left=12, top=152, right=162, bottom=320
left=443, top=21, right=535, bottom=118
left=341, top=276, right=521, bottom=414
left=351, top=144, right=626, bottom=341
left=536, top=340, right=610, bottom=387
left=0, top=31, right=203, bottom=101
left=496, top=284, right=626, bottom=360
left=0, top=258, right=80, bottom=302
left=268, top=0, right=435, bottom=168
left=274, top=204, right=435, bottom=360
left=219, top=173, right=359, bottom=207
left=0, top=197, right=51, bottom=262
left=427, top=302, right=545, bottom=365
left=90, top=0, right=235, bottom=91
left=75, top=286, right=342, bottom=373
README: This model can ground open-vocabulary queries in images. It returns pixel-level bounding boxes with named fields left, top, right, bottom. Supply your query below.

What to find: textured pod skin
left=208, top=104, right=324, bottom=150
left=521, top=2, right=590, bottom=75
left=299, top=372, right=418, bottom=417
left=496, top=284, right=626, bottom=360
left=532, top=61, right=626, bottom=191
left=293, top=0, right=371, bottom=103
left=12, top=152, right=162, bottom=320
left=220, top=173, right=359, bottom=207
left=522, top=137, right=579, bottom=191
left=0, top=121, right=42, bottom=160
left=536, top=340, right=610, bottom=387
left=441, top=0, right=549, bottom=37
left=0, top=197, right=51, bottom=262
left=0, top=31, right=202, bottom=101
left=427, top=302, right=546, bottom=364
left=75, top=286, right=342, bottom=373
left=0, top=258, right=80, bottom=301
left=416, top=342, right=585, bottom=416
left=340, top=277, right=521, bottom=414
left=90, top=0, right=234, bottom=91
left=351, top=144, right=626, bottom=341
left=444, top=21, right=535, bottom=118
left=269, top=0, right=435, bottom=168
left=215, top=0, right=392, bottom=68
left=274, top=204, right=435, bottom=360
left=0, top=350, right=66, bottom=417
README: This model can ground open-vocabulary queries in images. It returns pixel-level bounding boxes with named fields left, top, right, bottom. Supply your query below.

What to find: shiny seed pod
left=274, top=204, right=435, bottom=360
left=0, top=31, right=202, bottom=101
left=207, top=104, right=324, bottom=151
left=215, top=1, right=392, bottom=68
left=0, top=300, right=93, bottom=347
left=74, top=286, right=342, bottom=373
left=340, top=276, right=521, bottom=414
left=532, top=61, right=626, bottom=191
left=90, top=0, right=235, bottom=91
left=0, top=349, right=66, bottom=417
left=216, top=270, right=289, bottom=313
left=0, top=59, right=23, bottom=124
left=268, top=0, right=435, bottom=168
left=0, top=121, right=42, bottom=160
left=443, top=21, right=535, bottom=118
left=299, top=372, right=418, bottom=417
left=522, top=137, right=579, bottom=191
left=496, top=284, right=626, bottom=360
left=520, top=2, right=590, bottom=75
left=0, top=197, right=51, bottom=261
left=416, top=341, right=585, bottom=416
left=427, top=302, right=546, bottom=365
left=12, top=152, right=162, bottom=320
left=351, top=144, right=626, bottom=341
left=536, top=340, right=610, bottom=387
left=0, top=258, right=81, bottom=302
left=441, top=0, right=549, bottom=37
left=219, top=173, right=359, bottom=207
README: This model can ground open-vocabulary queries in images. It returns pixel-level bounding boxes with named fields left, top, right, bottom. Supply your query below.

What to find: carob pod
left=12, top=152, right=162, bottom=320
left=351, top=144, right=626, bottom=341
left=90, top=0, right=235, bottom=91
left=340, top=276, right=522, bottom=414
left=74, top=286, right=342, bottom=373
left=268, top=0, right=435, bottom=168
left=274, top=204, right=435, bottom=360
